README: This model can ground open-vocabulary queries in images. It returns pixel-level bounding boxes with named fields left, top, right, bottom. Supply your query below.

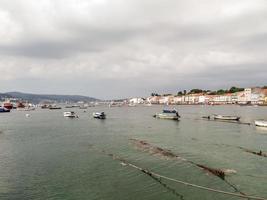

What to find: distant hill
left=1, top=92, right=99, bottom=104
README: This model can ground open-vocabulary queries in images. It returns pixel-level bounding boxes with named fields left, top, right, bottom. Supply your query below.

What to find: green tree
left=151, top=93, right=160, bottom=97
left=189, top=89, right=203, bottom=94
left=229, top=86, right=244, bottom=93
left=177, top=91, right=183, bottom=96
left=217, top=89, right=226, bottom=95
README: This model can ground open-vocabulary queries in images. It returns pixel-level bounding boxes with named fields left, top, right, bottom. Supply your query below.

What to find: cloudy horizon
left=0, top=0, right=267, bottom=99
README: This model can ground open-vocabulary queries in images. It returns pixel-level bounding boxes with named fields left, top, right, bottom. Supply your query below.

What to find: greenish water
left=0, top=105, right=266, bottom=200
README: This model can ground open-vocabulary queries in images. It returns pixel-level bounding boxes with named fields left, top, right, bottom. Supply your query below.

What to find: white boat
left=63, top=111, right=77, bottom=118
left=214, top=115, right=240, bottom=121
left=93, top=112, right=106, bottom=119
left=153, top=113, right=180, bottom=120
left=255, top=120, right=267, bottom=127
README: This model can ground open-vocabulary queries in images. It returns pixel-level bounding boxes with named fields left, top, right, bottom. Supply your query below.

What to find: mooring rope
left=93, top=147, right=266, bottom=200
left=119, top=159, right=266, bottom=200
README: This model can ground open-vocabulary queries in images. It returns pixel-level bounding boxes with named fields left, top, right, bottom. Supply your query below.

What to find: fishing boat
left=41, top=104, right=50, bottom=109
left=0, top=107, right=10, bottom=113
left=63, top=111, right=77, bottom=118
left=3, top=102, right=13, bottom=110
left=153, top=113, right=180, bottom=120
left=49, top=106, right=62, bottom=110
left=255, top=120, right=267, bottom=127
left=93, top=112, right=106, bottom=119
left=214, top=114, right=240, bottom=121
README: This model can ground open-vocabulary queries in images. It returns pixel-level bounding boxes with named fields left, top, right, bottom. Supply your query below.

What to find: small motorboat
left=154, top=108, right=180, bottom=120
left=3, top=102, right=13, bottom=110
left=63, top=111, right=77, bottom=118
left=49, top=106, right=62, bottom=110
left=214, top=114, right=240, bottom=121
left=93, top=112, right=106, bottom=119
left=153, top=113, right=180, bottom=120
left=0, top=107, right=10, bottom=113
left=255, top=120, right=267, bottom=127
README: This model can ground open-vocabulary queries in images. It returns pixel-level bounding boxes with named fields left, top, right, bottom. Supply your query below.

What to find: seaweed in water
left=238, top=147, right=267, bottom=158
left=129, top=138, right=244, bottom=194
left=195, top=164, right=225, bottom=180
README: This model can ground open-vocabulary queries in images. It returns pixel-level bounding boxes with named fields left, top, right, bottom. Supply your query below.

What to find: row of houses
left=132, top=88, right=267, bottom=105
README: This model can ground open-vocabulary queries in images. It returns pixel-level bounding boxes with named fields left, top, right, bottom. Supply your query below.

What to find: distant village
left=129, top=86, right=267, bottom=105
left=1, top=86, right=267, bottom=109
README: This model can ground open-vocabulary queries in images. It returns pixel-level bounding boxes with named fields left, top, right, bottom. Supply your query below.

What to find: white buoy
left=25, top=114, right=30, bottom=117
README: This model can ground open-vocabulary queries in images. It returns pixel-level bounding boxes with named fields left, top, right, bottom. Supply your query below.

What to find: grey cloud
left=0, top=0, right=266, bottom=99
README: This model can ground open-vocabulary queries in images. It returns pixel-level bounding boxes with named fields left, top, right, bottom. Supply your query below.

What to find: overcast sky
left=0, top=0, right=267, bottom=99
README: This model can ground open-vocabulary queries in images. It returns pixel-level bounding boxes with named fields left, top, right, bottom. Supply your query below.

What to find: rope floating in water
left=130, top=138, right=243, bottom=193
left=126, top=162, right=266, bottom=200
left=90, top=145, right=267, bottom=200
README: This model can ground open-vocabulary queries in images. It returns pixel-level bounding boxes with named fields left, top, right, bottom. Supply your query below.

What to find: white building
left=198, top=96, right=206, bottom=104
left=244, top=88, right=252, bottom=102
left=159, top=96, right=169, bottom=104
left=129, top=98, right=144, bottom=104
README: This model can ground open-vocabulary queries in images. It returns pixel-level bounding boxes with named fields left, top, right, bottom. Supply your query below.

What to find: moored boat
left=255, top=120, right=267, bottom=127
left=41, top=104, right=50, bottom=109
left=3, top=102, right=13, bottom=110
left=153, top=113, right=180, bottom=120
left=214, top=114, right=240, bottom=121
left=63, top=111, right=77, bottom=118
left=93, top=112, right=106, bottom=119
left=0, top=107, right=10, bottom=113
left=154, top=108, right=180, bottom=120
left=49, top=106, right=62, bottom=110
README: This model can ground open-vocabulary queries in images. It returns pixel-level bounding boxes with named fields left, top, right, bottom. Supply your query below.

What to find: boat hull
left=0, top=107, right=10, bottom=113
left=63, top=112, right=76, bottom=118
left=255, top=120, right=267, bottom=127
left=3, top=103, right=13, bottom=110
left=93, top=112, right=106, bottom=119
left=154, top=113, right=179, bottom=120
left=214, top=115, right=240, bottom=121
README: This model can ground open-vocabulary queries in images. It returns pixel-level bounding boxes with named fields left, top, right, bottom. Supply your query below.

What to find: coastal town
left=130, top=86, right=267, bottom=106
left=1, top=86, right=267, bottom=111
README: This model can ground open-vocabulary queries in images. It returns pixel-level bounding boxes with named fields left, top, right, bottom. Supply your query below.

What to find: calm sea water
left=0, top=105, right=266, bottom=200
